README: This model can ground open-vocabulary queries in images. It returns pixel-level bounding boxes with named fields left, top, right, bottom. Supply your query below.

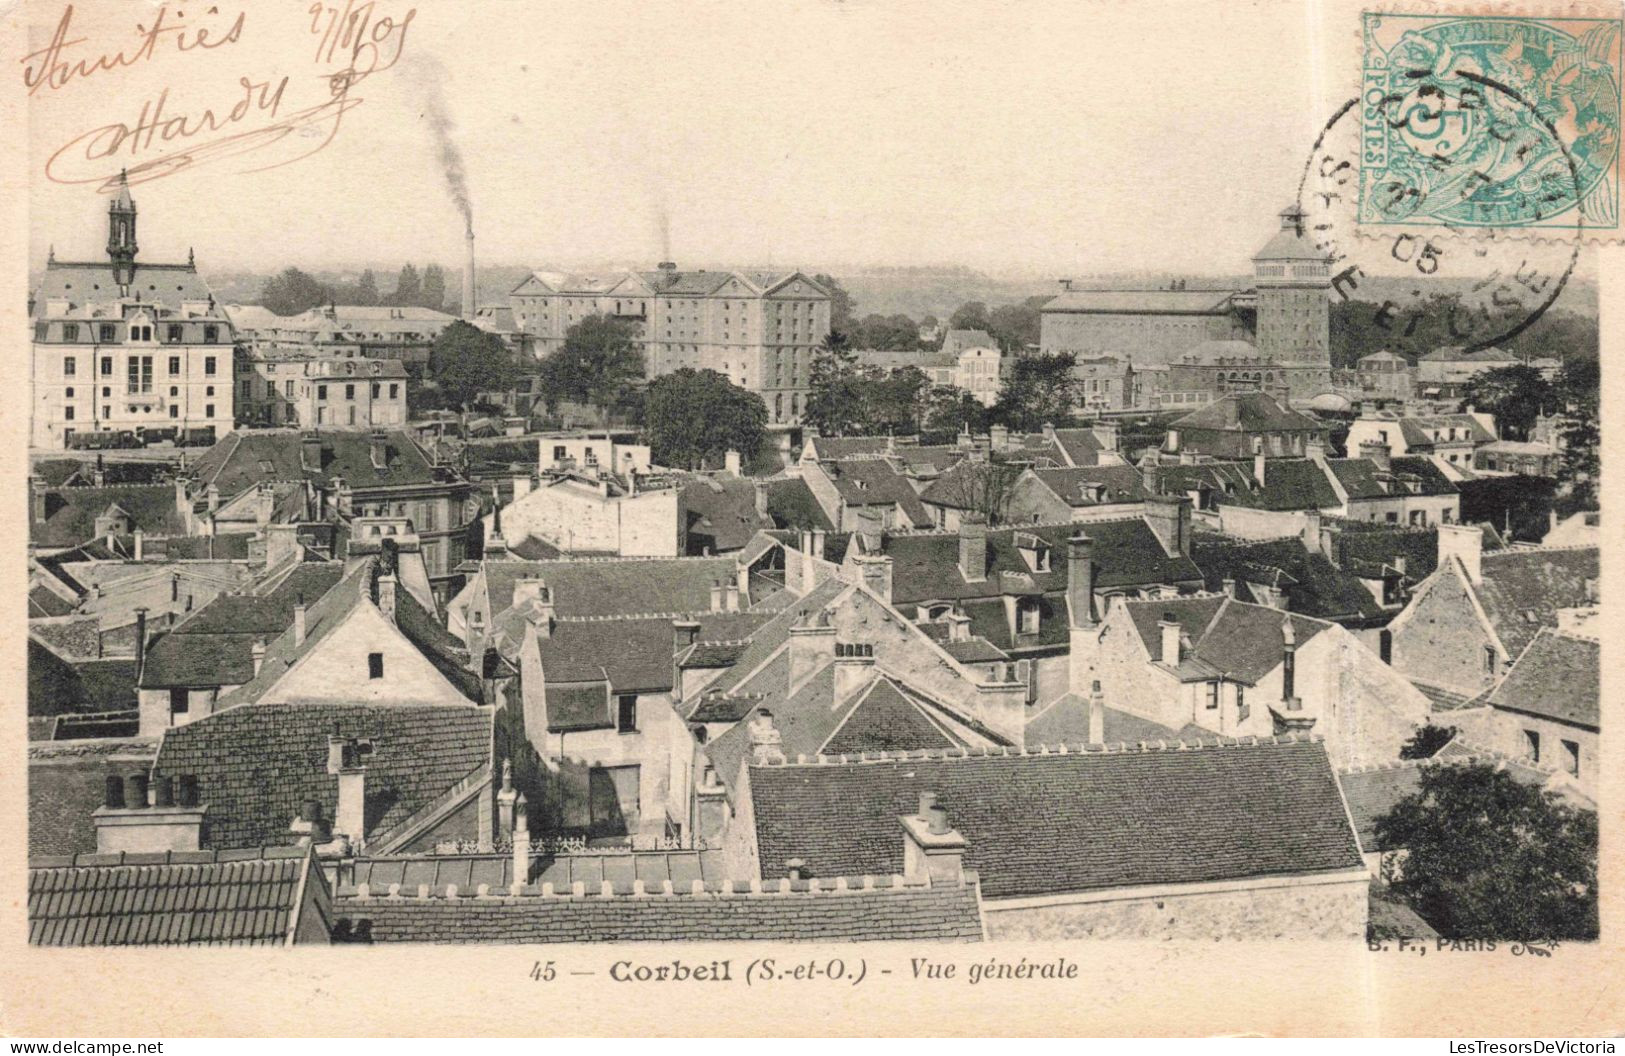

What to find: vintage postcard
left=1, top=0, right=1621, bottom=1039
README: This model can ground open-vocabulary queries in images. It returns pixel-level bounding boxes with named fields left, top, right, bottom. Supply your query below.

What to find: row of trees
left=1457, top=360, right=1599, bottom=510
left=259, top=264, right=458, bottom=316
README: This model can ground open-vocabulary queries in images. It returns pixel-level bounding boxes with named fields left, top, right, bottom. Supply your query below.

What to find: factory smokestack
left=464, top=228, right=476, bottom=320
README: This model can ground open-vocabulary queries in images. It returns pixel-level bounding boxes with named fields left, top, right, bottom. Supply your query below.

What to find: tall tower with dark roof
left=106, top=170, right=138, bottom=290
left=1252, top=204, right=1330, bottom=366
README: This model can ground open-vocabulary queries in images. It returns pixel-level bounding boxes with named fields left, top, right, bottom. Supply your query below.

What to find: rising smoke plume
left=407, top=55, right=474, bottom=237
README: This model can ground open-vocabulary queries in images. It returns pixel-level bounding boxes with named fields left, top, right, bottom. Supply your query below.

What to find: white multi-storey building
left=31, top=173, right=235, bottom=450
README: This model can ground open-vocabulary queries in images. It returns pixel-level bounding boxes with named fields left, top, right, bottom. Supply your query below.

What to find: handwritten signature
left=31, top=1, right=415, bottom=189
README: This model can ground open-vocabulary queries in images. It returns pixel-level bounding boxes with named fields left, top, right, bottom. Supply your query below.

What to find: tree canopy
left=538, top=314, right=646, bottom=414
left=811, top=273, right=856, bottom=333
left=1460, top=364, right=1555, bottom=441
left=392, top=264, right=422, bottom=308
left=1553, top=356, right=1600, bottom=512
left=427, top=320, right=519, bottom=410
left=642, top=369, right=769, bottom=470
left=804, top=331, right=867, bottom=437
left=992, top=352, right=1081, bottom=431
left=259, top=267, right=332, bottom=316
left=421, top=264, right=448, bottom=312
left=1375, top=763, right=1597, bottom=941
left=920, top=386, right=990, bottom=444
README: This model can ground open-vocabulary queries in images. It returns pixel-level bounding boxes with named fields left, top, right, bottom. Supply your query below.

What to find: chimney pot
left=125, top=773, right=149, bottom=809
left=1088, top=679, right=1105, bottom=745
left=104, top=775, right=126, bottom=810
left=153, top=777, right=175, bottom=808
left=293, top=600, right=307, bottom=646
left=177, top=774, right=200, bottom=808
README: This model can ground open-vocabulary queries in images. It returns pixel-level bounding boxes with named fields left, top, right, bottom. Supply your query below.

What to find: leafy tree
left=1461, top=365, right=1555, bottom=440
left=812, top=274, right=856, bottom=334
left=391, top=263, right=422, bottom=307
left=642, top=369, right=768, bottom=470
left=987, top=299, right=1044, bottom=352
left=422, top=264, right=448, bottom=312
left=355, top=269, right=381, bottom=306
left=866, top=365, right=930, bottom=435
left=804, top=331, right=868, bottom=437
left=1375, top=763, right=1597, bottom=940
left=1399, top=724, right=1458, bottom=760
left=992, top=352, right=1082, bottom=432
left=427, top=320, right=519, bottom=410
left=849, top=313, right=922, bottom=351
left=949, top=300, right=992, bottom=334
left=259, top=267, right=331, bottom=316
left=1553, top=356, right=1600, bottom=512
left=537, top=314, right=645, bottom=413
left=920, top=386, right=990, bottom=444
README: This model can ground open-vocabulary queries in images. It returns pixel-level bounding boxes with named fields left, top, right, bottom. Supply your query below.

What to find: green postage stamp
left=1359, top=11, right=1622, bottom=233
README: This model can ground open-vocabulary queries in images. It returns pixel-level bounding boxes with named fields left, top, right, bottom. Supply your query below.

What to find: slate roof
left=882, top=519, right=1201, bottom=606
left=28, top=847, right=327, bottom=947
left=332, top=873, right=983, bottom=943
left=820, top=459, right=934, bottom=527
left=942, top=328, right=997, bottom=354
left=1026, top=695, right=1209, bottom=745
left=33, top=259, right=222, bottom=314
left=1325, top=457, right=1457, bottom=500
left=187, top=430, right=446, bottom=496
left=919, top=460, right=1023, bottom=510
left=534, top=612, right=768, bottom=695
left=1122, top=595, right=1330, bottom=684
left=1191, top=538, right=1386, bottom=622
left=545, top=682, right=612, bottom=732
left=1394, top=414, right=1496, bottom=447
left=1474, top=547, right=1598, bottom=658
left=481, top=556, right=740, bottom=618
left=806, top=437, right=891, bottom=461
left=748, top=738, right=1364, bottom=898
left=1045, top=428, right=1108, bottom=468
left=1157, top=459, right=1340, bottom=512
left=28, top=641, right=138, bottom=716
left=1486, top=629, right=1599, bottom=729
left=682, top=477, right=770, bottom=554
left=154, top=702, right=492, bottom=851
left=30, top=484, right=190, bottom=548
left=1171, top=393, right=1323, bottom=433
left=1041, top=289, right=1240, bottom=314
left=763, top=477, right=834, bottom=532
left=139, top=563, right=346, bottom=689
left=1028, top=466, right=1153, bottom=507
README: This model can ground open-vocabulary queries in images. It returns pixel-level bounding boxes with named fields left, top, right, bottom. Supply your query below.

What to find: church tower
left=1252, top=204, right=1330, bottom=365
left=107, top=170, right=138, bottom=290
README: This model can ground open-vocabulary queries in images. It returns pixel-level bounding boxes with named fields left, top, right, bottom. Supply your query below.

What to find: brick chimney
left=710, top=580, right=724, bottom=612
left=748, top=708, right=786, bottom=765
left=753, top=481, right=770, bottom=521
left=300, top=434, right=323, bottom=473
left=289, top=798, right=332, bottom=848
left=1281, top=617, right=1299, bottom=710
left=251, top=638, right=267, bottom=676
left=672, top=618, right=701, bottom=658
left=1301, top=508, right=1321, bottom=553
left=1157, top=612, right=1181, bottom=665
left=132, top=527, right=144, bottom=561
left=328, top=735, right=375, bottom=851
left=293, top=597, right=307, bottom=646
left=854, top=554, right=892, bottom=603
left=900, top=792, right=966, bottom=885
left=1067, top=533, right=1095, bottom=629
left=1437, top=522, right=1483, bottom=584
left=1143, top=494, right=1191, bottom=557
left=959, top=514, right=988, bottom=582
left=1088, top=679, right=1105, bottom=745
left=94, top=772, right=207, bottom=853
left=265, top=523, right=300, bottom=569
left=31, top=476, right=48, bottom=524
left=369, top=431, right=388, bottom=471
left=989, top=424, right=1009, bottom=451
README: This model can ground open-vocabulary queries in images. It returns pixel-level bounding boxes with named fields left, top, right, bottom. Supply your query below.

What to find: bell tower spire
left=107, top=169, right=138, bottom=290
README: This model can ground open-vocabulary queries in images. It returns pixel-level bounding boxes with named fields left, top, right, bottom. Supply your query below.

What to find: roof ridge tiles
left=339, top=870, right=978, bottom=901
left=775, top=732, right=1324, bottom=768
left=879, top=515, right=1143, bottom=539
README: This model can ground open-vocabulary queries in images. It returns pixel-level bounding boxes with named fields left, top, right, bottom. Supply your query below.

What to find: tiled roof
left=348, top=848, right=728, bottom=891
left=883, top=519, right=1201, bottom=606
left=1171, top=393, right=1323, bottom=433
left=806, top=437, right=891, bottom=461
left=697, top=579, right=851, bottom=700
left=748, top=738, right=1364, bottom=898
left=1123, top=595, right=1329, bottom=684
left=30, top=584, right=77, bottom=617
left=33, top=259, right=221, bottom=314
left=30, top=484, right=189, bottom=548
left=28, top=738, right=161, bottom=857
left=1475, top=547, right=1598, bottom=657
left=139, top=563, right=346, bottom=688
left=332, top=871, right=983, bottom=943
left=1396, top=414, right=1496, bottom=447
left=942, top=329, right=997, bottom=354
left=935, top=636, right=1008, bottom=664
left=28, top=847, right=325, bottom=947
left=187, top=430, right=446, bottom=496
left=1029, top=466, right=1153, bottom=507
left=1157, top=459, right=1340, bottom=512
left=680, top=640, right=751, bottom=669
left=1042, top=289, right=1240, bottom=314
left=1046, top=428, right=1107, bottom=468
left=1191, top=538, right=1386, bottom=622
left=821, top=459, right=934, bottom=528
left=481, top=556, right=740, bottom=618
left=153, top=702, right=493, bottom=850
left=763, top=477, right=834, bottom=532
left=822, top=679, right=965, bottom=756
left=1486, top=629, right=1599, bottom=729
left=919, top=460, right=1022, bottom=510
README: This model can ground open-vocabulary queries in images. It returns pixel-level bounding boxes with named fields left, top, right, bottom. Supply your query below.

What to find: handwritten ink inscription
left=24, top=1, right=416, bottom=190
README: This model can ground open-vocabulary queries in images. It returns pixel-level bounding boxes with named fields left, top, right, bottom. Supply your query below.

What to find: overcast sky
left=26, top=0, right=1349, bottom=277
